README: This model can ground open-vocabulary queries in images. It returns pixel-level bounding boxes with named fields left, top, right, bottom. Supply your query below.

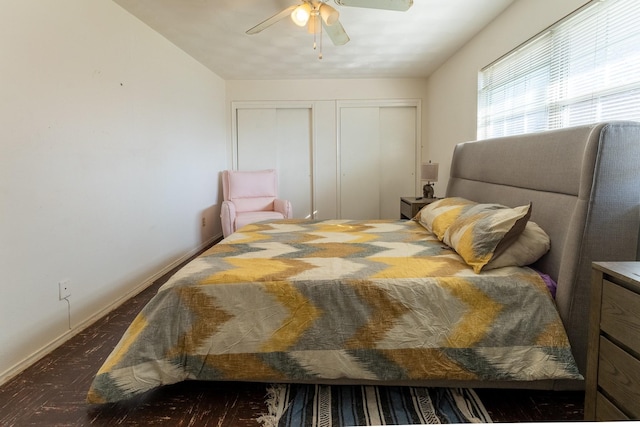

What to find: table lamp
left=420, top=161, right=438, bottom=199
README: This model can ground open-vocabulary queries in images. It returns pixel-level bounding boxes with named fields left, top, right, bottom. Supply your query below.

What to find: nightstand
left=585, top=262, right=640, bottom=421
left=400, top=196, right=437, bottom=219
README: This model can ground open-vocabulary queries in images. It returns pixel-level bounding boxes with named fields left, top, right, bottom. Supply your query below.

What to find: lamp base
left=423, top=183, right=434, bottom=199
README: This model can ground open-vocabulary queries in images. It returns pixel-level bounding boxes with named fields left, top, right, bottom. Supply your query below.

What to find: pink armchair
left=220, top=169, right=293, bottom=238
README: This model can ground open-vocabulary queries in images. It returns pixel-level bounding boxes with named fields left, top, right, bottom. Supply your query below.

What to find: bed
left=87, top=121, right=640, bottom=404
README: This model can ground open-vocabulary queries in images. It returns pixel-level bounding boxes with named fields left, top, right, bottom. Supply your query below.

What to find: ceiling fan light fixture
left=291, top=3, right=312, bottom=26
left=319, top=3, right=339, bottom=26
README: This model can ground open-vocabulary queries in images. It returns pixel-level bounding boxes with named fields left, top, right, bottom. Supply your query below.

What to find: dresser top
left=593, top=261, right=640, bottom=290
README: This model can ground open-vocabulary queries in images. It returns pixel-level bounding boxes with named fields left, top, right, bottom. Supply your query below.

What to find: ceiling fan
left=246, top=0, right=414, bottom=57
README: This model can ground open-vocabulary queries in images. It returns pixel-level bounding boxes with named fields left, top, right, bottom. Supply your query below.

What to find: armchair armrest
left=274, top=199, right=293, bottom=219
left=220, top=200, right=237, bottom=238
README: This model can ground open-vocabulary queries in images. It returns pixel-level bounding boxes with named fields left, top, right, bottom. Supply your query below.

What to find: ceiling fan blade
left=246, top=4, right=298, bottom=35
left=322, top=19, right=350, bottom=46
left=334, top=0, right=413, bottom=12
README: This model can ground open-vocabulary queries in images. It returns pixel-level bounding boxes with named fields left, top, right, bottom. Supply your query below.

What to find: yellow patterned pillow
left=415, top=197, right=478, bottom=240
left=443, top=202, right=532, bottom=273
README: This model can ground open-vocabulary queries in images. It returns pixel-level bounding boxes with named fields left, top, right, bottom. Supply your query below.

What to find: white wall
left=226, top=79, right=429, bottom=218
left=0, top=0, right=227, bottom=382
left=424, top=0, right=590, bottom=196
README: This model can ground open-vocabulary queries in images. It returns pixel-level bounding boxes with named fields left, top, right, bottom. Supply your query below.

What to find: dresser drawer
left=595, top=392, right=630, bottom=421
left=400, top=197, right=436, bottom=219
left=598, top=336, right=640, bottom=418
left=400, top=199, right=413, bottom=219
left=601, top=279, right=640, bottom=355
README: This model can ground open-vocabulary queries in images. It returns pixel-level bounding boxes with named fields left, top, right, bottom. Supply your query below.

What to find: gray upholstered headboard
left=446, top=121, right=640, bottom=375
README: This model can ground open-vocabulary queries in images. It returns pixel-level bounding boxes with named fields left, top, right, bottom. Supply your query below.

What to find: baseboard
left=0, top=233, right=222, bottom=386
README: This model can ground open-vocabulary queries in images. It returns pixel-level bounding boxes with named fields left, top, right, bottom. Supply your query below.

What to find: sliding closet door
left=379, top=107, right=417, bottom=218
left=339, top=107, right=381, bottom=219
left=339, top=104, right=417, bottom=219
left=235, top=107, right=312, bottom=219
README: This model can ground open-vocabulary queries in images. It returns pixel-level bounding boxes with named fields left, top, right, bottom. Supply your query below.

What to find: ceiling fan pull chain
left=319, top=25, right=323, bottom=60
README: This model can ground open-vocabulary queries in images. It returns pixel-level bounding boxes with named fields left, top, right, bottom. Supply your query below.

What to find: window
left=478, top=0, right=640, bottom=139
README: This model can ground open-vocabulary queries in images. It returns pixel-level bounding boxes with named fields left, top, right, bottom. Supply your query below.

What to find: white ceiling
left=113, top=0, right=515, bottom=80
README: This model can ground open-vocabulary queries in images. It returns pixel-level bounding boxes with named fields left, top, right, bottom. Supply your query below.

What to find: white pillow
left=484, top=221, right=551, bottom=270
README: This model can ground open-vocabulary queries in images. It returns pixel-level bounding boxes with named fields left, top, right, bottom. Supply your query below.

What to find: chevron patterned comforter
left=87, top=219, right=581, bottom=403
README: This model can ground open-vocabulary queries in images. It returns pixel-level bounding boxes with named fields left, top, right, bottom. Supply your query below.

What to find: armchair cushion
left=224, top=169, right=278, bottom=212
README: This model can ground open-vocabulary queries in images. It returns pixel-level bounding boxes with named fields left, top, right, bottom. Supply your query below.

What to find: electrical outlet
left=59, top=280, right=71, bottom=300
left=202, top=217, right=206, bottom=227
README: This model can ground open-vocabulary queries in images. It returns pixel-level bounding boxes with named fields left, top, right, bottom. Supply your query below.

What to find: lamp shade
left=421, top=162, right=439, bottom=182
left=291, top=3, right=311, bottom=26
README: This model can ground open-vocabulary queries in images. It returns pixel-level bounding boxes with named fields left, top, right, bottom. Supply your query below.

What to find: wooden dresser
left=585, top=262, right=640, bottom=420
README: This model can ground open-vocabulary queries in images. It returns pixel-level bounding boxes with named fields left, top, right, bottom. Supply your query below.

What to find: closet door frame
left=231, top=101, right=317, bottom=218
left=336, top=99, right=422, bottom=219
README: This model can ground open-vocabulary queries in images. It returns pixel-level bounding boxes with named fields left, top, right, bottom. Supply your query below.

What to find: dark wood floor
left=0, top=253, right=585, bottom=426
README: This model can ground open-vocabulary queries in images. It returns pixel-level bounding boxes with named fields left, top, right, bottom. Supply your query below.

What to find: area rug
left=258, top=384, right=492, bottom=426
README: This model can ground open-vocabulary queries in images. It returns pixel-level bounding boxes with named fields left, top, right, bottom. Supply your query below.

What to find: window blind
left=478, top=0, right=640, bottom=139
